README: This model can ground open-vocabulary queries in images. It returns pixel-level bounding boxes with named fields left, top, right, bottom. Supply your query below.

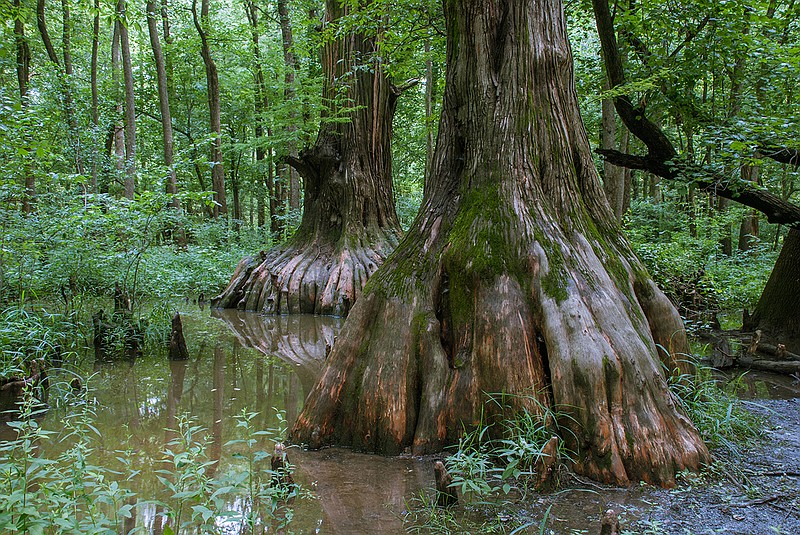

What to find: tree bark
left=745, top=229, right=800, bottom=352
left=214, top=0, right=402, bottom=316
left=14, top=0, right=35, bottom=214
left=147, top=0, right=178, bottom=208
left=277, top=0, right=301, bottom=211
left=90, top=0, right=100, bottom=191
left=117, top=0, right=136, bottom=199
left=290, top=0, right=708, bottom=488
left=192, top=0, right=227, bottom=217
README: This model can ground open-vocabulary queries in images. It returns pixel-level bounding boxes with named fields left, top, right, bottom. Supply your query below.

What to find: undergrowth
left=0, top=384, right=300, bottom=534
left=669, top=364, right=765, bottom=456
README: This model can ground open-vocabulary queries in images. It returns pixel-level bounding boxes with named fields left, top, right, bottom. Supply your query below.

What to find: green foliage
left=0, top=192, right=258, bottom=308
left=0, top=306, right=79, bottom=380
left=444, top=394, right=573, bottom=500
left=669, top=365, right=764, bottom=455
left=0, top=386, right=300, bottom=533
left=626, top=197, right=778, bottom=327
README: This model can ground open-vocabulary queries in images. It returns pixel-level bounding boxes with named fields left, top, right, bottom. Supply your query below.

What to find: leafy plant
left=669, top=364, right=765, bottom=455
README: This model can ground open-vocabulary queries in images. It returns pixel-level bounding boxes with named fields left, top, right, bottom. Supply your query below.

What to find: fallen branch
left=725, top=494, right=780, bottom=508
left=760, top=471, right=800, bottom=477
left=737, top=356, right=800, bottom=374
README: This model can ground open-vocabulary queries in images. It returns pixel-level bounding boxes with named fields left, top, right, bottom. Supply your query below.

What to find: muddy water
left=29, top=307, right=434, bottom=534
left=14, top=306, right=800, bottom=534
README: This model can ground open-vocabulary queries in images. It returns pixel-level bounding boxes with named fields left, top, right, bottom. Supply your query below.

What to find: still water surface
left=43, top=306, right=433, bottom=534
left=10, top=305, right=799, bottom=534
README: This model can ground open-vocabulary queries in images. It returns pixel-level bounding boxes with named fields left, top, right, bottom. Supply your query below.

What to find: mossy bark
left=213, top=0, right=401, bottom=315
left=291, top=0, right=708, bottom=487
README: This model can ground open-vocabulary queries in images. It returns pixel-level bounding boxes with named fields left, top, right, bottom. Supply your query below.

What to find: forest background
left=0, top=0, right=796, bottom=338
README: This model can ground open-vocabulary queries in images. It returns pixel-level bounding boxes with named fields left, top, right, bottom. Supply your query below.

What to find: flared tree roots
left=290, top=0, right=710, bottom=487
left=214, top=227, right=399, bottom=316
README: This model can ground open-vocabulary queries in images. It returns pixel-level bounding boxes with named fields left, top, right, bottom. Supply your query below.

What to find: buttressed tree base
left=214, top=0, right=401, bottom=316
left=291, top=0, right=709, bottom=487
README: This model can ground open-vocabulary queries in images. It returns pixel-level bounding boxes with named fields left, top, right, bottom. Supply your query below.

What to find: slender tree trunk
left=37, top=0, right=83, bottom=176
left=117, top=0, right=136, bottom=199
left=147, top=0, right=178, bottom=208
left=244, top=0, right=274, bottom=235
left=718, top=195, right=733, bottom=255
left=192, top=0, right=227, bottom=218
left=14, top=0, right=35, bottom=214
left=90, top=0, right=100, bottom=192
left=738, top=160, right=760, bottom=251
left=423, top=21, right=437, bottom=197
left=745, top=229, right=800, bottom=352
left=268, top=143, right=282, bottom=235
left=160, top=0, right=174, bottom=100
left=277, top=0, right=301, bottom=211
left=601, top=77, right=625, bottom=222
left=291, top=0, right=708, bottom=487
left=214, top=0, right=402, bottom=316
left=112, top=22, right=126, bottom=188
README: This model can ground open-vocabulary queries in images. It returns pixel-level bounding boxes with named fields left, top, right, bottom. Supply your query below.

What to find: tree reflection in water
left=2, top=309, right=433, bottom=533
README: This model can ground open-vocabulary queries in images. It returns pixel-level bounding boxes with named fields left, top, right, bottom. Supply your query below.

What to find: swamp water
left=3, top=304, right=799, bottom=534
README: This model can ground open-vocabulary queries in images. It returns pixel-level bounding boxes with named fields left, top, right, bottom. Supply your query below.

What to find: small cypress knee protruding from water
left=434, top=461, right=458, bottom=507
left=271, top=443, right=294, bottom=489
left=600, top=509, right=619, bottom=535
left=169, top=312, right=190, bottom=361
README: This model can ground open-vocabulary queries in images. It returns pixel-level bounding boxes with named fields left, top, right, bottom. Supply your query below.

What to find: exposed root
left=290, top=220, right=710, bottom=487
left=213, top=231, right=398, bottom=316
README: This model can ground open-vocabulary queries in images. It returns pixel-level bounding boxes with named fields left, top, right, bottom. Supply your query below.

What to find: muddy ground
left=403, top=371, right=800, bottom=535
left=521, top=379, right=797, bottom=534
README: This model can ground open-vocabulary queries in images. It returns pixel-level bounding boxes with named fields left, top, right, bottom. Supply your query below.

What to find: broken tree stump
left=534, top=436, right=560, bottom=491
left=434, top=460, right=458, bottom=507
left=271, top=443, right=295, bottom=490
left=169, top=313, right=190, bottom=361
left=600, top=509, right=620, bottom=535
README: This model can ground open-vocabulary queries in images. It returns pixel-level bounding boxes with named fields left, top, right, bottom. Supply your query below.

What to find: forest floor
left=482, top=370, right=800, bottom=535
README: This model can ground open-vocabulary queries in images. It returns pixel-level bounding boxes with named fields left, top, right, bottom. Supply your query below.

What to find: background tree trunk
left=147, top=0, right=178, bottom=208
left=738, top=161, right=760, bottom=251
left=90, top=0, right=99, bottom=192
left=291, top=0, right=708, bottom=488
left=277, top=0, right=301, bottom=211
left=244, top=0, right=274, bottom=235
left=192, top=0, right=227, bottom=218
left=37, top=0, right=83, bottom=176
left=745, top=229, right=800, bottom=352
left=111, top=22, right=126, bottom=191
left=214, top=0, right=402, bottom=316
left=14, top=0, right=35, bottom=214
left=117, top=0, right=136, bottom=199
left=601, top=77, right=625, bottom=222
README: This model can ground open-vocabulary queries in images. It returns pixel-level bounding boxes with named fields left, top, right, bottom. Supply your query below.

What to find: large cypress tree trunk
left=214, top=0, right=402, bottom=316
left=745, top=229, right=800, bottom=352
left=291, top=0, right=708, bottom=487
